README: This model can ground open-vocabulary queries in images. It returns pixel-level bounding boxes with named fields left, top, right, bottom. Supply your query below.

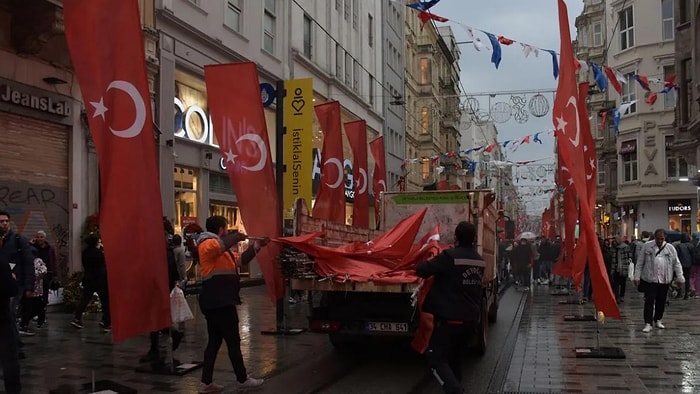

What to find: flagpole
left=275, top=79, right=286, bottom=330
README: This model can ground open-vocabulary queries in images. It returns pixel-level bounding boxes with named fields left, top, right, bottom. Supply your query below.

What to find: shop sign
left=668, top=199, right=692, bottom=213
left=282, top=78, right=314, bottom=217
left=312, top=148, right=355, bottom=202
left=619, top=140, right=637, bottom=154
left=181, top=216, right=198, bottom=227
left=0, top=78, right=71, bottom=118
left=174, top=97, right=217, bottom=146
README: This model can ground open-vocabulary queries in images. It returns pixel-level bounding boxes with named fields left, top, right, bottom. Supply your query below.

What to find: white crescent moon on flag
left=324, top=158, right=344, bottom=188
left=378, top=180, right=387, bottom=192
left=358, top=168, right=368, bottom=194
left=106, top=80, right=146, bottom=138
left=565, top=96, right=580, bottom=147
left=236, top=133, right=267, bottom=172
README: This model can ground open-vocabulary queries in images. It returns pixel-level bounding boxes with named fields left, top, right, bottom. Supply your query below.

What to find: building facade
left=381, top=0, right=407, bottom=191
left=404, top=13, right=462, bottom=191
left=674, top=0, right=700, bottom=192
left=0, top=0, right=158, bottom=276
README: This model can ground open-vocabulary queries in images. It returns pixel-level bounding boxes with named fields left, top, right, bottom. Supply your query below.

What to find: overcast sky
left=429, top=0, right=584, bottom=214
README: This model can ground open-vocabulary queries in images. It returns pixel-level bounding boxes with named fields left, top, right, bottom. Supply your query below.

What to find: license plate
left=367, top=322, right=409, bottom=332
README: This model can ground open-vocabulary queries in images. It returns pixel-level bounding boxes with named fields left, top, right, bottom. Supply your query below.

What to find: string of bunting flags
left=404, top=0, right=679, bottom=134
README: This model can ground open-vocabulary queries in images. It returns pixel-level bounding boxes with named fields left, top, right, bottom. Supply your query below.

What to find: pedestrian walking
left=0, top=252, right=21, bottom=394
left=197, top=215, right=268, bottom=393
left=634, top=229, right=685, bottom=333
left=0, top=210, right=36, bottom=361
left=18, top=250, right=47, bottom=336
left=31, top=230, right=57, bottom=328
left=672, top=233, right=693, bottom=299
left=511, top=238, right=533, bottom=289
left=71, top=234, right=111, bottom=331
left=416, top=221, right=485, bottom=394
left=689, top=232, right=700, bottom=298
left=612, top=237, right=632, bottom=303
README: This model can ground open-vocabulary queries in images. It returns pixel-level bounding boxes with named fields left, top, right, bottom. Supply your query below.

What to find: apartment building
left=404, top=13, right=462, bottom=191
left=0, top=0, right=158, bottom=275
left=674, top=1, right=699, bottom=195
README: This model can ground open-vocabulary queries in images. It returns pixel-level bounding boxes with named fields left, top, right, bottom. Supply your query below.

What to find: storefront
left=668, top=199, right=693, bottom=234
left=0, top=77, right=75, bottom=276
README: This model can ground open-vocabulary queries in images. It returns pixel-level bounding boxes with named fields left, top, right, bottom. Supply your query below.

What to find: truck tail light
left=309, top=320, right=341, bottom=332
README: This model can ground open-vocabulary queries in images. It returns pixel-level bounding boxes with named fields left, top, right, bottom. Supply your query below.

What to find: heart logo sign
left=291, top=99, right=305, bottom=113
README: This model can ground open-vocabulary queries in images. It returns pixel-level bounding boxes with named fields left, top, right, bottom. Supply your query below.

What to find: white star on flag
left=225, top=149, right=237, bottom=164
left=90, top=97, right=108, bottom=121
left=555, top=115, right=568, bottom=132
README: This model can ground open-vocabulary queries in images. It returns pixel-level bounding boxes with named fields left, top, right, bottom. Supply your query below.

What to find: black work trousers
left=643, top=282, right=670, bottom=325
left=426, top=320, right=471, bottom=394
left=201, top=306, right=247, bottom=385
left=612, top=272, right=627, bottom=299
left=0, top=319, right=21, bottom=394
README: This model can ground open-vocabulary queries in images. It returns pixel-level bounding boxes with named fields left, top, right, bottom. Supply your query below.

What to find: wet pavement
left=3, top=283, right=700, bottom=393
left=503, top=284, right=700, bottom=394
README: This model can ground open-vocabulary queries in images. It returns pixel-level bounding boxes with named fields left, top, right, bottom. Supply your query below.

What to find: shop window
left=619, top=6, right=634, bottom=51
left=225, top=0, right=243, bottom=32
left=209, top=203, right=240, bottom=230
left=174, top=166, right=198, bottom=234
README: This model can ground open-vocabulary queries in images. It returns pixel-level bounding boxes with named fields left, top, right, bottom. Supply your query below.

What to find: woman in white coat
left=633, top=228, right=685, bottom=333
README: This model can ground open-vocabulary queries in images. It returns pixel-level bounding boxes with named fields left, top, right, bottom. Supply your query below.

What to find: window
left=303, top=14, right=312, bottom=59
left=420, top=58, right=431, bottom=85
left=664, top=65, right=676, bottom=109
left=682, top=58, right=693, bottom=123
left=621, top=73, right=637, bottom=114
left=593, top=21, right=603, bottom=47
left=345, top=52, right=352, bottom=85
left=369, top=74, right=374, bottom=106
left=666, top=136, right=689, bottom=178
left=422, top=159, right=430, bottom=180
left=680, top=0, right=692, bottom=23
left=352, top=0, right=358, bottom=29
left=579, top=25, right=589, bottom=47
left=597, top=159, right=605, bottom=186
left=619, top=7, right=634, bottom=51
left=620, top=140, right=638, bottom=182
left=368, top=14, right=374, bottom=47
left=661, top=0, right=674, bottom=41
left=224, top=0, right=242, bottom=32
left=421, top=107, right=429, bottom=134
left=353, top=60, right=359, bottom=92
left=263, top=0, right=276, bottom=54
left=336, top=44, right=343, bottom=77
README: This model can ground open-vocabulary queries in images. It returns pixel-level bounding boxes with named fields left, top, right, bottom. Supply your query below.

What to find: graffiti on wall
left=0, top=182, right=69, bottom=279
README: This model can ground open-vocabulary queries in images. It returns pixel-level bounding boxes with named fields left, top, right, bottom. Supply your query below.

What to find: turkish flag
left=603, top=66, right=623, bottom=95
left=552, top=153, right=575, bottom=279
left=579, top=83, right=597, bottom=213
left=370, top=137, right=387, bottom=229
left=63, top=0, right=170, bottom=341
left=204, top=63, right=284, bottom=303
left=345, top=120, right=369, bottom=228
left=553, top=0, right=619, bottom=319
left=313, top=102, right=346, bottom=224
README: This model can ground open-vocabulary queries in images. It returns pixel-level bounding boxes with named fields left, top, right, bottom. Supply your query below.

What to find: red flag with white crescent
left=313, top=102, right=346, bottom=224
left=63, top=0, right=171, bottom=341
left=345, top=120, right=369, bottom=228
left=554, top=0, right=619, bottom=319
left=370, top=137, right=387, bottom=229
left=204, top=62, right=284, bottom=303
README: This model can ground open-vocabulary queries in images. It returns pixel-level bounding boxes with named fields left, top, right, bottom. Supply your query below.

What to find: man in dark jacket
left=674, top=232, right=694, bottom=299
left=416, top=221, right=484, bottom=394
left=0, top=253, right=21, bottom=394
left=197, top=216, right=269, bottom=393
left=32, top=230, right=57, bottom=327
left=0, top=210, right=35, bottom=361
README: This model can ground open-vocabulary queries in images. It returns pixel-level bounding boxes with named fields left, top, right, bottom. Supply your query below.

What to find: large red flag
left=345, top=120, right=369, bottom=228
left=553, top=0, right=620, bottom=319
left=553, top=155, right=575, bottom=279
left=370, top=137, right=387, bottom=228
left=313, top=102, right=346, bottom=224
left=579, top=82, right=597, bottom=213
left=204, top=63, right=284, bottom=303
left=64, top=0, right=170, bottom=341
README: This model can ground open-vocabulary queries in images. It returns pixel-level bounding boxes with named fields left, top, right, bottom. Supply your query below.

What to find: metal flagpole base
left=563, top=314, right=597, bottom=321
left=575, top=346, right=626, bottom=359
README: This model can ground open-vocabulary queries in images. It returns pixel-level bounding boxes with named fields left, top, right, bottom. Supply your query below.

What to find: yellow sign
left=283, top=78, right=314, bottom=219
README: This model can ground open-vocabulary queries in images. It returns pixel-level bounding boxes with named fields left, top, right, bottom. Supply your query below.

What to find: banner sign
left=283, top=78, right=314, bottom=219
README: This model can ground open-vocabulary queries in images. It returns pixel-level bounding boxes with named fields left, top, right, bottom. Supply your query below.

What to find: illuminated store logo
left=668, top=199, right=692, bottom=213
left=174, top=97, right=217, bottom=147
